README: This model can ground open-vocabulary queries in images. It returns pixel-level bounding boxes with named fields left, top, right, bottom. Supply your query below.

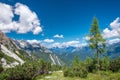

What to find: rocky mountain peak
left=0, top=30, right=9, bottom=45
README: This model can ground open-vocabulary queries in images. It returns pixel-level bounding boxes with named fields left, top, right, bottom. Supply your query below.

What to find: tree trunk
left=97, top=50, right=100, bottom=72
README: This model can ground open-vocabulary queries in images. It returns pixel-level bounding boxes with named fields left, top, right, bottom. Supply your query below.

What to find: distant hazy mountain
left=49, top=45, right=93, bottom=65
left=106, top=42, right=120, bottom=59
left=49, top=42, right=120, bottom=65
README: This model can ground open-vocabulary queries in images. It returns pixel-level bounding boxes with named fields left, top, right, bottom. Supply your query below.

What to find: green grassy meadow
left=36, top=71, right=120, bottom=80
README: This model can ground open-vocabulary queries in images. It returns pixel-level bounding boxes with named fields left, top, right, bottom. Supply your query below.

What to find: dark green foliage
left=100, top=56, right=110, bottom=71
left=0, top=51, right=4, bottom=58
left=74, top=67, right=88, bottom=78
left=63, top=65, right=88, bottom=78
left=88, top=17, right=106, bottom=71
left=84, top=56, right=110, bottom=72
left=84, top=57, right=96, bottom=72
left=109, top=57, right=120, bottom=72
left=50, top=65, right=62, bottom=71
left=0, top=59, right=51, bottom=80
left=0, top=73, right=9, bottom=80
left=64, top=68, right=70, bottom=77
left=83, top=56, right=120, bottom=73
left=0, top=63, right=3, bottom=73
left=63, top=55, right=88, bottom=78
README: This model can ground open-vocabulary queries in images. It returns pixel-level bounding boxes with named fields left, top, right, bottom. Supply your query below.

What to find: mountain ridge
left=49, top=41, right=120, bottom=65
left=0, top=31, right=63, bottom=69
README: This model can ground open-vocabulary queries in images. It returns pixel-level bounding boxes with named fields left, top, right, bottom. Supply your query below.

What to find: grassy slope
left=36, top=71, right=120, bottom=80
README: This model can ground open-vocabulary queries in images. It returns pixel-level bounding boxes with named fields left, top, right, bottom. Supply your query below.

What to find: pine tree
left=72, top=55, right=80, bottom=67
left=88, top=17, right=106, bottom=71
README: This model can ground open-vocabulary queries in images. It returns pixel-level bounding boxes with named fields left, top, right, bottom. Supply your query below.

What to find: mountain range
left=49, top=42, right=120, bottom=65
left=0, top=30, right=63, bottom=69
left=0, top=30, right=120, bottom=68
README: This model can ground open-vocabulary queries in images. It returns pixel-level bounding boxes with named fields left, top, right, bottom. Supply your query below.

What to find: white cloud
left=103, top=17, right=120, bottom=38
left=50, top=42, right=61, bottom=48
left=48, top=40, right=87, bottom=48
left=110, top=17, right=120, bottom=30
left=53, top=34, right=64, bottom=38
left=62, top=41, right=80, bottom=47
left=27, top=39, right=41, bottom=44
left=107, top=38, right=120, bottom=45
left=14, top=3, right=42, bottom=34
left=0, top=3, right=14, bottom=33
left=33, top=26, right=42, bottom=34
left=103, top=28, right=119, bottom=38
left=43, top=39, right=54, bottom=43
left=0, top=3, right=13, bottom=24
left=0, top=2, right=42, bottom=34
left=83, top=36, right=90, bottom=41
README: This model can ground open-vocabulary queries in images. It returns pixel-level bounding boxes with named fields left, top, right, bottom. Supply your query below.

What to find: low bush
left=0, top=73, right=9, bottom=80
left=63, top=67, right=88, bottom=78
left=0, top=59, right=51, bottom=80
left=0, top=64, right=3, bottom=73
left=109, top=58, right=120, bottom=72
left=63, top=55, right=88, bottom=78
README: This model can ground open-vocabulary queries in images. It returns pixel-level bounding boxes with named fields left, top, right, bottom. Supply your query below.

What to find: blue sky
left=0, top=0, right=120, bottom=47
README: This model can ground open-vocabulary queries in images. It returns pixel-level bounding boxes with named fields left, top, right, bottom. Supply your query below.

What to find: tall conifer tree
left=88, top=17, right=106, bottom=71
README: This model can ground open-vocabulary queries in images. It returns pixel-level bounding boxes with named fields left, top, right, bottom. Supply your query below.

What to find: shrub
left=63, top=69, right=69, bottom=77
left=0, top=64, right=3, bottom=73
left=85, top=57, right=96, bottom=72
left=100, top=56, right=110, bottom=71
left=0, top=51, right=4, bottom=58
left=79, top=67, right=88, bottom=78
left=0, top=73, right=9, bottom=80
left=99, top=71, right=112, bottom=76
left=0, top=59, right=51, bottom=80
left=63, top=55, right=88, bottom=78
left=63, top=68, right=73, bottom=77
left=50, top=65, right=62, bottom=71
left=63, top=67, right=88, bottom=78
left=109, top=58, right=120, bottom=72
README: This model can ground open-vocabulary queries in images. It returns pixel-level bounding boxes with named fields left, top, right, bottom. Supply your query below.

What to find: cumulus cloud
left=62, top=41, right=80, bottom=47
left=50, top=42, right=61, bottom=48
left=0, top=3, right=14, bottom=33
left=110, top=17, right=120, bottom=30
left=27, top=39, right=41, bottom=44
left=0, top=3, right=13, bottom=24
left=107, top=38, right=120, bottom=45
left=48, top=40, right=87, bottom=48
left=0, top=2, right=42, bottom=34
left=43, top=39, right=54, bottom=43
left=83, top=36, right=90, bottom=41
left=32, top=26, right=42, bottom=34
left=103, top=17, right=120, bottom=38
left=103, top=28, right=119, bottom=38
left=53, top=34, right=64, bottom=38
